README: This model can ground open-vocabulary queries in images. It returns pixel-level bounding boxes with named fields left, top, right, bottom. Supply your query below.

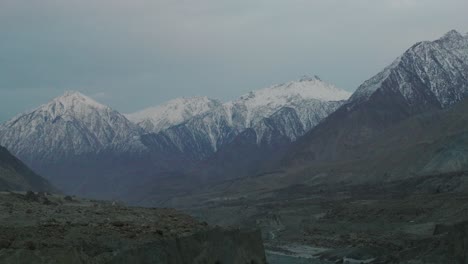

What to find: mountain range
left=139, top=29, right=468, bottom=208
left=0, top=30, right=467, bottom=205
left=139, top=75, right=350, bottom=161
left=0, top=75, right=350, bottom=198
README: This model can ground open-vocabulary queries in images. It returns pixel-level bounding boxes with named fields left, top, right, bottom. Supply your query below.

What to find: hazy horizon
left=1, top=0, right=468, bottom=123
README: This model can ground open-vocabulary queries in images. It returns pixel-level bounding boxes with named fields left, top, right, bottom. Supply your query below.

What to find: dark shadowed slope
left=0, top=146, right=55, bottom=192
left=282, top=97, right=468, bottom=185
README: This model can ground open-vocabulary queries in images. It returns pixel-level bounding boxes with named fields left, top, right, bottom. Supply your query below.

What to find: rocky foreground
left=0, top=191, right=266, bottom=264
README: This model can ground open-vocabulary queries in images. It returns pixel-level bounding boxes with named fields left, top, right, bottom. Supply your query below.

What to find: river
left=266, top=252, right=332, bottom=264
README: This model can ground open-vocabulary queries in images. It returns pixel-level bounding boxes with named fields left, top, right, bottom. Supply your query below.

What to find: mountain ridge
left=125, top=96, right=223, bottom=134
left=137, top=76, right=350, bottom=160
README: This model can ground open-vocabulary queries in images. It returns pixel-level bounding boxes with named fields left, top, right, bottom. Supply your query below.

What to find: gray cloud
left=1, top=0, right=468, bottom=122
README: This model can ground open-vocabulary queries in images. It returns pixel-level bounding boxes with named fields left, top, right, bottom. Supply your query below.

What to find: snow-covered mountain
left=227, top=75, right=350, bottom=128
left=350, top=30, right=468, bottom=109
left=0, top=91, right=145, bottom=165
left=125, top=97, right=222, bottom=133
left=228, top=75, right=350, bottom=143
left=140, top=76, right=351, bottom=158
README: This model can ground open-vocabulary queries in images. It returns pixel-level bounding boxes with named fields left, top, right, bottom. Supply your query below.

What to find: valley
left=0, top=29, right=468, bottom=263
left=183, top=171, right=468, bottom=263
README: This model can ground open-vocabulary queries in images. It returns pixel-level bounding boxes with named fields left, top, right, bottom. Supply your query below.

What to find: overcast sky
left=1, top=0, right=468, bottom=122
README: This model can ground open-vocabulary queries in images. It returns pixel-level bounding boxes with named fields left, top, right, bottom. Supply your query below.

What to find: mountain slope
left=281, top=97, right=468, bottom=186
left=284, top=30, right=468, bottom=168
left=0, top=146, right=54, bottom=192
left=362, top=97, right=468, bottom=179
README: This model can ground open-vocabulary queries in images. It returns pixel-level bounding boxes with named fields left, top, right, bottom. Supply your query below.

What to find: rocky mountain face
left=0, top=146, right=54, bottom=192
left=284, top=30, right=468, bottom=168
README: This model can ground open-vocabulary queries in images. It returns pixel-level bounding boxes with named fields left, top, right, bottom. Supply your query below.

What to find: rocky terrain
left=0, top=191, right=266, bottom=264
left=179, top=171, right=468, bottom=263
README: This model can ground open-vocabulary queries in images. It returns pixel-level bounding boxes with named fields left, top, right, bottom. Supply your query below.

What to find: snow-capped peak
left=125, top=96, right=222, bottom=133
left=235, top=75, right=351, bottom=105
left=0, top=91, right=145, bottom=164
left=49, top=91, right=108, bottom=110
left=22, top=91, right=112, bottom=122
left=440, top=29, right=463, bottom=41
left=299, top=74, right=322, bottom=82
left=435, top=29, right=468, bottom=50
left=226, top=75, right=351, bottom=127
